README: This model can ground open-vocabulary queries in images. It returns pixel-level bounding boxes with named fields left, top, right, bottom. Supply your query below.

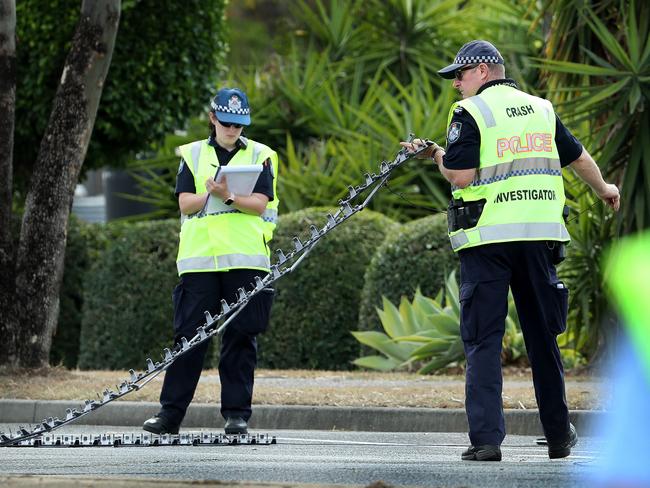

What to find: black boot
left=224, top=417, right=248, bottom=435
left=461, top=444, right=502, bottom=461
left=548, top=423, right=578, bottom=459
left=142, top=415, right=180, bottom=435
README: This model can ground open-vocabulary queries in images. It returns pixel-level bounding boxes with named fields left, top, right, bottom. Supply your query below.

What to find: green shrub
left=358, top=213, right=457, bottom=332
left=257, top=207, right=397, bottom=370
left=51, top=218, right=93, bottom=368
left=78, top=220, right=180, bottom=370
left=52, top=218, right=134, bottom=368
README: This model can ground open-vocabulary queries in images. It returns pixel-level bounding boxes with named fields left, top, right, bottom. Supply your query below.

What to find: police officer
left=403, top=40, right=620, bottom=461
left=143, top=87, right=279, bottom=436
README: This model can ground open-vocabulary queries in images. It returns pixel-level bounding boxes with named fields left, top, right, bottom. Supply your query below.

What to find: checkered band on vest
left=454, top=55, right=502, bottom=65
left=211, top=100, right=251, bottom=115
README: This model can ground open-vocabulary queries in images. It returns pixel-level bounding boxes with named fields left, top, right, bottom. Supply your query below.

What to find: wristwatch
left=431, top=144, right=443, bottom=161
left=223, top=192, right=235, bottom=206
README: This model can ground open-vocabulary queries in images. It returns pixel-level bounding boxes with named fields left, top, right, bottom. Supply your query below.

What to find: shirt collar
left=207, top=135, right=247, bottom=151
left=477, top=78, right=518, bottom=95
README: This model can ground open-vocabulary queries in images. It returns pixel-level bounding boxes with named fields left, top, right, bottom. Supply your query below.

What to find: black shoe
left=461, top=444, right=502, bottom=461
left=548, top=423, right=578, bottom=459
left=142, top=415, right=179, bottom=435
left=224, top=417, right=248, bottom=435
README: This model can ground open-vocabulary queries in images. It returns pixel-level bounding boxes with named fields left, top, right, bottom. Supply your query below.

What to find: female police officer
left=143, top=87, right=279, bottom=435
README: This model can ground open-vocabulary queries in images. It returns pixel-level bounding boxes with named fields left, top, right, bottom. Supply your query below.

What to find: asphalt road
left=0, top=425, right=599, bottom=488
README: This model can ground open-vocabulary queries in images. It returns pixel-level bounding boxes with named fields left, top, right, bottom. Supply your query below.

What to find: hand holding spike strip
left=0, top=137, right=433, bottom=447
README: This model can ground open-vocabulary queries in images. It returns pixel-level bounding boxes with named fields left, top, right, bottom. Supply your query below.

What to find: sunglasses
left=217, top=119, right=243, bottom=129
left=455, top=64, right=479, bottom=81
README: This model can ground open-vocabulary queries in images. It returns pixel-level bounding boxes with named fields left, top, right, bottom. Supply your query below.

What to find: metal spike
left=380, top=161, right=390, bottom=174
left=292, top=236, right=303, bottom=252
left=129, top=369, right=138, bottom=382
left=180, top=336, right=190, bottom=351
left=197, top=326, right=208, bottom=341
left=237, top=287, right=247, bottom=301
left=220, top=299, right=231, bottom=314
left=270, top=264, right=281, bottom=279
left=102, top=389, right=115, bottom=402
left=341, top=202, right=353, bottom=217
left=146, top=358, right=155, bottom=373
left=254, top=275, right=264, bottom=290
left=204, top=310, right=214, bottom=325
left=327, top=213, right=337, bottom=228
left=118, top=381, right=130, bottom=394
left=275, top=248, right=287, bottom=264
left=364, top=173, right=374, bottom=186
left=162, top=348, right=173, bottom=362
left=310, top=225, right=320, bottom=239
left=347, top=185, right=357, bottom=199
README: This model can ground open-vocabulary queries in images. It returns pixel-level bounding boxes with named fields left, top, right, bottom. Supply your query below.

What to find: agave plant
left=352, top=271, right=527, bottom=374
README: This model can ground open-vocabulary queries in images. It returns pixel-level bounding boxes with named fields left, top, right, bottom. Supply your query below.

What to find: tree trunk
left=10, top=0, right=121, bottom=368
left=0, top=0, right=17, bottom=366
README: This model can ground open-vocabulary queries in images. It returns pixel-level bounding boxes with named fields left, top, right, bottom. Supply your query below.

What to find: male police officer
left=404, top=40, right=620, bottom=461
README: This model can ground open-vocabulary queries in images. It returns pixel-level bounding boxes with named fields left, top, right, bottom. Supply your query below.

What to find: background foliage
left=358, top=213, right=457, bottom=332
left=257, top=207, right=397, bottom=370
left=78, top=220, right=179, bottom=370
left=14, top=0, right=227, bottom=190
left=49, top=0, right=648, bottom=370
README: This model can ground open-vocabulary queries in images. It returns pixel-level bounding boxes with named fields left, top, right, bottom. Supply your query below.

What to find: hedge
left=78, top=220, right=180, bottom=370
left=51, top=218, right=133, bottom=367
left=256, top=207, right=397, bottom=370
left=357, top=213, right=458, bottom=332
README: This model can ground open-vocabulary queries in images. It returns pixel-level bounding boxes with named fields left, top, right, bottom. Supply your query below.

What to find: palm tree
left=535, top=0, right=649, bottom=359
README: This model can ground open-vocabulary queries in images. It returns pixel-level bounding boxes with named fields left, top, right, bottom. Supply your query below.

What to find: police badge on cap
left=210, top=88, right=251, bottom=126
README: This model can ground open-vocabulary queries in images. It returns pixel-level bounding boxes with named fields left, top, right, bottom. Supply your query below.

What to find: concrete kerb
left=0, top=399, right=604, bottom=435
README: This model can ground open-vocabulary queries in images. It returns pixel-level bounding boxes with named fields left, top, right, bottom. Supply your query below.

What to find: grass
left=0, top=366, right=605, bottom=410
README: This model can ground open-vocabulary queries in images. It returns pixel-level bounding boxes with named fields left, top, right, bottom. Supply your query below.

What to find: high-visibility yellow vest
left=175, top=137, right=279, bottom=275
left=447, top=84, right=569, bottom=251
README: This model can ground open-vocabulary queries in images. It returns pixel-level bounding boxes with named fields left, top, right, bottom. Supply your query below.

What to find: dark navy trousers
left=458, top=241, right=570, bottom=446
left=158, top=270, right=268, bottom=426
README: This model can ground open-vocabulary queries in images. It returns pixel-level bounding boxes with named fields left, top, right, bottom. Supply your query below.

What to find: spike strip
left=0, top=137, right=432, bottom=447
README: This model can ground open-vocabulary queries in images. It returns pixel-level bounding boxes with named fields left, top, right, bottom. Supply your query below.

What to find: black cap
left=438, top=40, right=504, bottom=79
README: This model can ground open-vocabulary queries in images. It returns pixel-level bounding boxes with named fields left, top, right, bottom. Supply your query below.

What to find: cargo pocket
left=548, top=281, right=569, bottom=335
left=232, top=287, right=275, bottom=335
left=459, top=282, right=478, bottom=342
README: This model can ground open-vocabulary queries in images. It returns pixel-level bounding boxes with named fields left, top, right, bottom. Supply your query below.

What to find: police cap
left=438, top=40, right=505, bottom=79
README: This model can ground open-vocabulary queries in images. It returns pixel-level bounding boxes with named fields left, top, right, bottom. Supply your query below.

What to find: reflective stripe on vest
left=450, top=222, right=571, bottom=251
left=466, top=95, right=496, bottom=128
left=190, top=141, right=202, bottom=174
left=474, top=157, right=561, bottom=186
left=177, top=253, right=271, bottom=273
left=261, top=208, right=277, bottom=223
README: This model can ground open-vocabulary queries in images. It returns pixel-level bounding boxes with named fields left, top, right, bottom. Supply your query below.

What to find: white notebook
left=215, top=165, right=263, bottom=196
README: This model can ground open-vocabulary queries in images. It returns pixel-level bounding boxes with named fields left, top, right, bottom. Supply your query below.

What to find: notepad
left=215, top=165, right=263, bottom=196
